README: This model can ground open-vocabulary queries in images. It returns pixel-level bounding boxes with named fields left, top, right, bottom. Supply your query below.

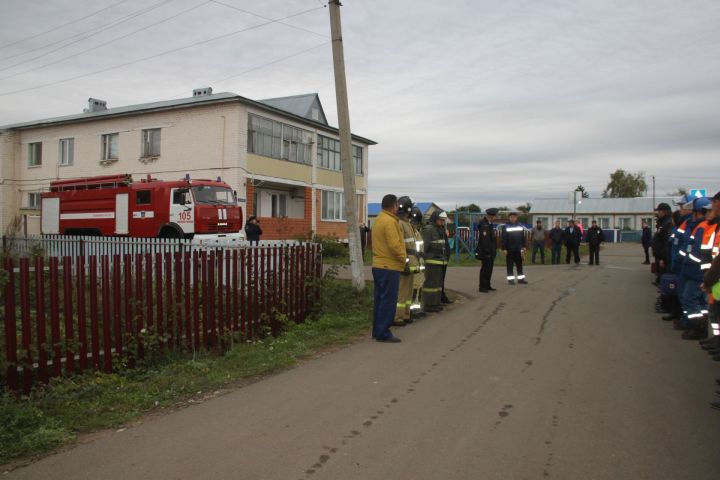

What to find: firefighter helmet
left=397, top=196, right=414, bottom=215
left=410, top=206, right=423, bottom=224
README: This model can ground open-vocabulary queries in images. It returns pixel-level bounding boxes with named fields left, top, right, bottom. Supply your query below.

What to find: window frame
left=270, top=193, right=288, bottom=218
left=136, top=190, right=151, bottom=205
left=248, top=114, right=312, bottom=165
left=101, top=133, right=119, bottom=161
left=352, top=145, right=363, bottom=175
left=27, top=192, right=41, bottom=209
left=58, top=138, right=74, bottom=166
left=141, top=128, right=161, bottom=157
left=321, top=190, right=345, bottom=221
left=28, top=142, right=42, bottom=167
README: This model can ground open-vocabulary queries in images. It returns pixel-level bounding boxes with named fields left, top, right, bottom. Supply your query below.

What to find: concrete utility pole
left=328, top=0, right=364, bottom=290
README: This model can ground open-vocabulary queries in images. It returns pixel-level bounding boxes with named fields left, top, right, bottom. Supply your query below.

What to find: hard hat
left=692, top=197, right=711, bottom=212
left=439, top=211, right=448, bottom=219
left=410, top=206, right=423, bottom=224
left=397, top=196, right=414, bottom=215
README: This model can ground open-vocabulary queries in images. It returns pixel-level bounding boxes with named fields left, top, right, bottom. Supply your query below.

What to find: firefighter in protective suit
left=409, top=206, right=426, bottom=319
left=393, top=196, right=416, bottom=326
left=422, top=210, right=447, bottom=312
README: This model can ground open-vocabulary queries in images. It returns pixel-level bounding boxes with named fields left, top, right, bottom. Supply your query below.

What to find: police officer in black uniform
left=475, top=208, right=498, bottom=292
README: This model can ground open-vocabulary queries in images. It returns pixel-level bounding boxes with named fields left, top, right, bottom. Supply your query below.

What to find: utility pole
left=329, top=0, right=364, bottom=290
left=652, top=175, right=656, bottom=208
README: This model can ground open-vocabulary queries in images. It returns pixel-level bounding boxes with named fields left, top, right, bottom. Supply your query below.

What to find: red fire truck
left=40, top=174, right=244, bottom=241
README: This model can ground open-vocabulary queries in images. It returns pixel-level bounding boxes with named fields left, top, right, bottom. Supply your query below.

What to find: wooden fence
left=1, top=243, right=322, bottom=393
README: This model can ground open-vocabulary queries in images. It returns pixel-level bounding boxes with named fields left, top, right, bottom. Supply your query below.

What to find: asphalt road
left=6, top=243, right=720, bottom=480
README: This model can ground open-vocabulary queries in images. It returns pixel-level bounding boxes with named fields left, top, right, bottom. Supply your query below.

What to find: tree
left=455, top=203, right=481, bottom=225
left=602, top=169, right=647, bottom=198
left=576, top=185, right=590, bottom=198
left=517, top=202, right=531, bottom=223
left=667, top=187, right=688, bottom=197
left=457, top=203, right=481, bottom=212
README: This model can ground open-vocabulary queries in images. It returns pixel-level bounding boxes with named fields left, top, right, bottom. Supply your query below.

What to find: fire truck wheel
left=158, top=225, right=183, bottom=239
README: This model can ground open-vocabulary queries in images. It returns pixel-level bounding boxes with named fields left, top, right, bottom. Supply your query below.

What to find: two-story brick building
left=0, top=88, right=375, bottom=240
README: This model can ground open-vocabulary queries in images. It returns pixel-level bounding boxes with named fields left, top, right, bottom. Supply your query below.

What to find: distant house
left=530, top=196, right=678, bottom=231
left=367, top=202, right=442, bottom=227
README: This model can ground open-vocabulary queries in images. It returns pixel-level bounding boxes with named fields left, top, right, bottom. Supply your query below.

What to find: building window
left=353, top=145, right=363, bottom=175
left=142, top=129, right=161, bottom=157
left=578, top=217, right=590, bottom=229
left=28, top=142, right=42, bottom=167
left=248, top=114, right=312, bottom=165
left=102, top=133, right=119, bottom=161
left=557, top=217, right=570, bottom=227
left=27, top=192, right=41, bottom=209
left=271, top=193, right=287, bottom=217
left=317, top=135, right=341, bottom=170
left=597, top=217, right=610, bottom=229
left=535, top=217, right=549, bottom=227
left=58, top=138, right=74, bottom=166
left=618, top=217, right=633, bottom=230
left=321, top=190, right=345, bottom=221
left=136, top=190, right=151, bottom=205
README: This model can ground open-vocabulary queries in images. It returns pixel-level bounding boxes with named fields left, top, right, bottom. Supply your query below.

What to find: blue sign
left=689, top=189, right=706, bottom=198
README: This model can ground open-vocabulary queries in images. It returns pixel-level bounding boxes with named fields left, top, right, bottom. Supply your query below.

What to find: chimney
left=192, top=87, right=213, bottom=97
left=84, top=98, right=107, bottom=113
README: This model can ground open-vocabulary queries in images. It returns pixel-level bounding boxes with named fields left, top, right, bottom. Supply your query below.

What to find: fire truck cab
left=41, top=174, right=244, bottom=241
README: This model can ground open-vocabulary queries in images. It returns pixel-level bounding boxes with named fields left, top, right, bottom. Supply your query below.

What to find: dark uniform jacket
left=652, top=215, right=674, bottom=262
left=641, top=226, right=652, bottom=248
left=549, top=226, right=564, bottom=244
left=422, top=223, right=447, bottom=265
left=501, top=222, right=526, bottom=251
left=245, top=222, right=262, bottom=241
left=564, top=227, right=582, bottom=247
left=474, top=217, right=497, bottom=259
left=586, top=226, right=604, bottom=246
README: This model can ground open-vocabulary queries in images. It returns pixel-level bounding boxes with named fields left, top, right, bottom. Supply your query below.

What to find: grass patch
left=0, top=275, right=372, bottom=465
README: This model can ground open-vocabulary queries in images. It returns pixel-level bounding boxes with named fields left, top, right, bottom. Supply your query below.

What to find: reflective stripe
left=687, top=313, right=704, bottom=319
left=701, top=309, right=708, bottom=314
left=425, top=259, right=447, bottom=265
left=701, top=263, right=711, bottom=270
left=423, top=287, right=441, bottom=292
left=506, top=226, right=524, bottom=232
left=396, top=303, right=405, bottom=309
left=432, top=240, right=445, bottom=244
left=404, top=237, right=415, bottom=242
left=517, top=274, right=526, bottom=280
left=677, top=228, right=686, bottom=233
left=688, top=254, right=701, bottom=263
left=679, top=251, right=687, bottom=257
left=507, top=276, right=515, bottom=280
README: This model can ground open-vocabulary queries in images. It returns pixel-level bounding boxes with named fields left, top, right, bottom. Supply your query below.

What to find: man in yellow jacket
left=372, top=194, right=407, bottom=343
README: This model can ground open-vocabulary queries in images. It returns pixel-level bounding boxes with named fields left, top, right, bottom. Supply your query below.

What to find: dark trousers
left=566, top=244, right=580, bottom=264
left=479, top=256, right=494, bottom=289
left=441, top=264, right=448, bottom=300
left=589, top=244, right=600, bottom=265
left=372, top=268, right=400, bottom=340
left=551, top=243, right=562, bottom=264
left=423, top=265, right=443, bottom=307
left=506, top=250, right=525, bottom=280
left=531, top=241, right=545, bottom=264
left=642, top=245, right=650, bottom=263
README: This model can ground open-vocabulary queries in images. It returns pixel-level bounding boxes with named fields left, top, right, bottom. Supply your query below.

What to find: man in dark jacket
left=501, top=212, right=528, bottom=284
left=474, top=208, right=498, bottom=292
left=652, top=202, right=674, bottom=284
left=549, top=220, right=564, bottom=264
left=586, top=220, right=604, bottom=265
left=564, top=219, right=582, bottom=264
left=245, top=216, right=262, bottom=245
left=641, top=220, right=652, bottom=264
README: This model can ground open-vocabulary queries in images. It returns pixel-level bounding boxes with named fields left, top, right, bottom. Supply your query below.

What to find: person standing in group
left=564, top=219, right=582, bottom=264
left=641, top=220, right=652, bottom=264
left=475, top=208, right=498, bottom=292
left=244, top=216, right=262, bottom=245
left=439, top=211, right=453, bottom=304
left=409, top=206, right=426, bottom=319
left=531, top=220, right=546, bottom=264
left=422, top=210, right=448, bottom=312
left=652, top=202, right=675, bottom=285
left=586, top=220, right=604, bottom=265
left=501, top=212, right=528, bottom=284
left=371, top=194, right=407, bottom=343
left=549, top=220, right=564, bottom=265
left=393, top=196, right=416, bottom=327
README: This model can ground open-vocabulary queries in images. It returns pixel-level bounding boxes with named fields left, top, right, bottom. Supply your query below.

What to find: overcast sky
left=1, top=0, right=719, bottom=210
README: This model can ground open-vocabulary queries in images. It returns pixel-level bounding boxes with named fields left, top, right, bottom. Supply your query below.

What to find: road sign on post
left=689, top=189, right=707, bottom=198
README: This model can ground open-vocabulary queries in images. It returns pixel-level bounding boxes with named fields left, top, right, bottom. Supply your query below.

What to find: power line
left=0, top=0, right=212, bottom=82
left=0, top=5, right=325, bottom=98
left=211, top=0, right=327, bottom=38
left=0, top=0, right=177, bottom=70
left=0, top=0, right=134, bottom=51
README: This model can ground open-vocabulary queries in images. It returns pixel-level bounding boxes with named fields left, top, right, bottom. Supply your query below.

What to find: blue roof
left=368, top=202, right=435, bottom=216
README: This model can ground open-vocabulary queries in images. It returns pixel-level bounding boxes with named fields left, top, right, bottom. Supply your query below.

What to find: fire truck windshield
left=191, top=185, right=235, bottom=205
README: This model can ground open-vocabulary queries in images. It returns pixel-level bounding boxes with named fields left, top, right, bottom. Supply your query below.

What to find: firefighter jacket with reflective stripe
left=670, top=216, right=696, bottom=273
left=422, top=223, right=447, bottom=266
left=682, top=218, right=719, bottom=282
left=652, top=214, right=674, bottom=262
left=501, top=223, right=527, bottom=251
left=399, top=218, right=419, bottom=273
left=409, top=222, right=425, bottom=274
left=586, top=226, right=605, bottom=246
left=475, top=217, right=497, bottom=258
left=371, top=209, right=406, bottom=271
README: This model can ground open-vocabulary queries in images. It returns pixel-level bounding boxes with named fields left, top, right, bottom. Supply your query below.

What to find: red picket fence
left=1, top=244, right=322, bottom=393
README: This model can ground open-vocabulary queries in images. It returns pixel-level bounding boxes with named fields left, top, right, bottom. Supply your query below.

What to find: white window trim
left=58, top=138, right=74, bottom=166
left=27, top=142, right=42, bottom=167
